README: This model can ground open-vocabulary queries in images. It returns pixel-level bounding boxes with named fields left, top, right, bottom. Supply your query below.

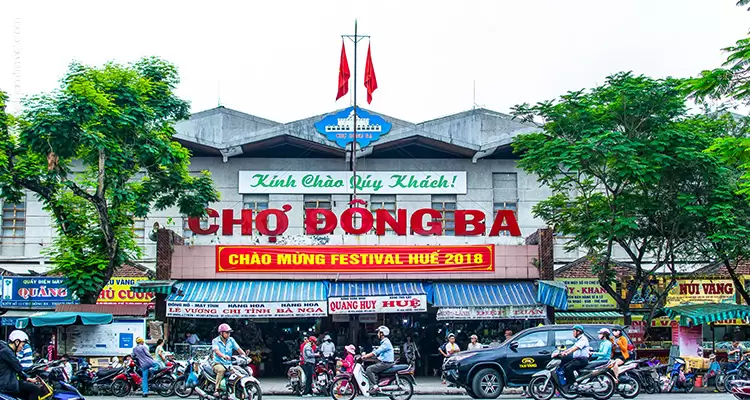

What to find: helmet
left=345, top=344, right=356, bottom=354
left=572, top=325, right=584, bottom=333
left=308, top=336, right=318, bottom=343
left=218, top=323, right=233, bottom=333
left=8, top=330, right=28, bottom=343
left=323, top=335, right=332, bottom=342
left=376, top=326, right=390, bottom=336
left=471, top=334, right=478, bottom=340
left=598, top=328, right=611, bottom=335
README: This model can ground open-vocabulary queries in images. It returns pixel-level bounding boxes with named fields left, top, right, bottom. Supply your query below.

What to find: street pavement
left=84, top=395, right=731, bottom=400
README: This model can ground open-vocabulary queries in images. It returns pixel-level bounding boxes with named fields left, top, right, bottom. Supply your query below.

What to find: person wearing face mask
left=611, top=327, right=630, bottom=381
left=590, top=328, right=613, bottom=361
left=559, top=325, right=590, bottom=391
left=467, top=335, right=482, bottom=351
left=3, top=331, right=41, bottom=400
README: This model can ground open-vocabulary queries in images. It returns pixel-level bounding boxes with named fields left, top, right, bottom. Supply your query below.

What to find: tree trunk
left=724, top=258, right=750, bottom=305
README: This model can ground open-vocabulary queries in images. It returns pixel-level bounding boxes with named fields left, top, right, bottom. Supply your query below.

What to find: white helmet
left=598, top=328, right=611, bottom=335
left=376, top=326, right=390, bottom=336
left=9, top=330, right=28, bottom=343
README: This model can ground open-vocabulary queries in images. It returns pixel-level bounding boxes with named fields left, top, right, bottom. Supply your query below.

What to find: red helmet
left=218, top=323, right=233, bottom=333
left=308, top=336, right=318, bottom=343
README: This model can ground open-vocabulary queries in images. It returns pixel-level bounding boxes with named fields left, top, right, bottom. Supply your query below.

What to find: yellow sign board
left=98, top=277, right=153, bottom=304
left=558, top=278, right=618, bottom=310
left=665, top=279, right=736, bottom=307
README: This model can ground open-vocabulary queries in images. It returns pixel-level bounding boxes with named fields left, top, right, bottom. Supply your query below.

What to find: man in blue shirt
left=212, top=324, right=246, bottom=397
left=363, top=326, right=394, bottom=393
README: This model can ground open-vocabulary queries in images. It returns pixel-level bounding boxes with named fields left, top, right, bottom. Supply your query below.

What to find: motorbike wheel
left=527, top=376, right=555, bottom=400
left=684, top=376, right=695, bottom=393
left=668, top=374, right=678, bottom=393
left=716, top=372, right=727, bottom=393
left=330, top=376, right=357, bottom=400
left=236, top=381, right=262, bottom=400
left=155, top=375, right=176, bottom=397
left=725, top=371, right=741, bottom=393
left=173, top=377, right=194, bottom=398
left=619, top=372, right=641, bottom=399
left=641, top=375, right=655, bottom=394
left=389, top=376, right=413, bottom=400
left=111, top=379, right=131, bottom=397
left=589, top=374, right=615, bottom=400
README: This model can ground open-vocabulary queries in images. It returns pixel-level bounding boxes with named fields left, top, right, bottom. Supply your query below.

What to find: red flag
left=336, top=41, right=351, bottom=100
left=364, top=44, right=377, bottom=104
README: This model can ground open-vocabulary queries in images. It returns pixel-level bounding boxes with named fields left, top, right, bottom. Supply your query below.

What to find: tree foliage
left=0, top=57, right=219, bottom=303
left=512, top=72, right=729, bottom=323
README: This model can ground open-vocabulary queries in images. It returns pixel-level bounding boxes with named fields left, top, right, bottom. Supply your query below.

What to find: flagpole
left=342, top=20, right=369, bottom=205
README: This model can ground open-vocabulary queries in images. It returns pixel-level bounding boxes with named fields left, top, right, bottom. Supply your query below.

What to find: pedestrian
left=60, top=354, right=74, bottom=382
left=503, top=329, right=514, bottom=343
left=185, top=332, right=200, bottom=345
left=438, top=334, right=460, bottom=384
left=321, top=335, right=336, bottom=359
left=133, top=337, right=157, bottom=397
left=467, top=335, right=482, bottom=351
left=154, top=339, right=167, bottom=369
left=401, top=335, right=420, bottom=366
left=302, top=336, right=317, bottom=397
left=9, top=330, right=32, bottom=371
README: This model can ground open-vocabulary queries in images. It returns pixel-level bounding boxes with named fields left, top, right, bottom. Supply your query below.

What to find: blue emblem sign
left=314, top=107, right=392, bottom=148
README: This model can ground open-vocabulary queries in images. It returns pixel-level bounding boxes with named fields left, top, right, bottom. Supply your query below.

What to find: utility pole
left=342, top=20, right=369, bottom=203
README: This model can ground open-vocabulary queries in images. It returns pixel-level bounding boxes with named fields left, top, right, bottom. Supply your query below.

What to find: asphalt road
left=84, top=395, right=732, bottom=400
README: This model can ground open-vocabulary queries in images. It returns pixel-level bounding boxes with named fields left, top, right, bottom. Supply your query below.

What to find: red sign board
left=216, top=245, right=494, bottom=273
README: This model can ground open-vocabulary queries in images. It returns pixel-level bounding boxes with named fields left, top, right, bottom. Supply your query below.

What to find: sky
left=0, top=1, right=748, bottom=123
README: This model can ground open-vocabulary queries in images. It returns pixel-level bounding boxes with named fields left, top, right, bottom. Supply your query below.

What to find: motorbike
left=726, top=356, right=750, bottom=392
left=193, top=355, right=261, bottom=400
left=666, top=357, right=695, bottom=393
left=110, top=359, right=176, bottom=397
left=526, top=351, right=616, bottom=400
left=314, top=356, right=336, bottom=396
left=284, top=358, right=304, bottom=396
left=70, top=360, right=122, bottom=396
left=730, top=380, right=750, bottom=400
left=172, top=358, right=199, bottom=398
left=612, top=359, right=641, bottom=399
left=631, top=358, right=663, bottom=394
left=329, top=355, right=414, bottom=400
left=10, top=360, right=86, bottom=400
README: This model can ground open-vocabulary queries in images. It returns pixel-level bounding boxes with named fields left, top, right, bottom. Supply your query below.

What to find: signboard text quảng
left=98, top=277, right=154, bottom=304
left=238, top=171, right=467, bottom=195
left=557, top=278, right=618, bottom=310
left=328, top=295, right=427, bottom=314
left=665, top=279, right=736, bottom=307
left=167, top=301, right=328, bottom=319
left=216, top=245, right=494, bottom=273
left=1, top=277, right=76, bottom=308
left=189, top=205, right=521, bottom=237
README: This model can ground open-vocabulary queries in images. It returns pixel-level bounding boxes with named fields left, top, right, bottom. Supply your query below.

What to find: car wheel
left=471, top=368, right=503, bottom=399
left=466, top=388, right=480, bottom=399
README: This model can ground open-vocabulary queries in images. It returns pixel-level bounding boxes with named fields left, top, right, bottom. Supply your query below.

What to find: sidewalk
left=261, top=376, right=524, bottom=396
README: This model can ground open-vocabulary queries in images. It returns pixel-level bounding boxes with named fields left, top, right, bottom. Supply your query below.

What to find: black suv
left=443, top=324, right=634, bottom=399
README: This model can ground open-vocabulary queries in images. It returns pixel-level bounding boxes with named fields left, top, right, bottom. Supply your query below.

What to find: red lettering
left=341, top=208, right=374, bottom=235
left=222, top=209, right=253, bottom=235
left=375, top=209, right=407, bottom=235
left=411, top=209, right=442, bottom=235
left=188, top=208, right=220, bottom=235
left=455, top=210, right=486, bottom=235
left=488, top=210, right=522, bottom=236
left=255, top=205, right=291, bottom=235
left=305, top=209, right=337, bottom=234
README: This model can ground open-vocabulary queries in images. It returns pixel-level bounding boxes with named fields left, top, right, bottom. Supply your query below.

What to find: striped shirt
left=17, top=343, right=33, bottom=370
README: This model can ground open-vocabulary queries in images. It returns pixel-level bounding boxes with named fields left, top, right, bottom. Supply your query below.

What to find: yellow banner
left=558, top=278, right=618, bottom=310
left=98, top=277, right=153, bottom=304
left=665, top=279, right=736, bottom=307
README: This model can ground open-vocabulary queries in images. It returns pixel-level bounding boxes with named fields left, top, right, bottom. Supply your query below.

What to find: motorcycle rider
left=590, top=328, right=613, bottom=361
left=611, top=327, right=630, bottom=381
left=212, top=324, right=246, bottom=398
left=1, top=331, right=41, bottom=400
left=8, top=331, right=32, bottom=372
left=560, top=325, right=590, bottom=391
left=362, top=326, right=394, bottom=393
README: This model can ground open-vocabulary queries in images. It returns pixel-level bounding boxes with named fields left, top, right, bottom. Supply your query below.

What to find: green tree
left=512, top=72, right=724, bottom=324
left=0, top=58, right=218, bottom=303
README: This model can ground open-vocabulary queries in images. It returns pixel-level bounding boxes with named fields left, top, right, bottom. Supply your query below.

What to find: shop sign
left=328, top=295, right=427, bottom=314
left=627, top=321, right=646, bottom=345
left=189, top=205, right=521, bottom=237
left=436, top=306, right=546, bottom=321
left=314, top=107, right=392, bottom=149
left=556, top=317, right=625, bottom=325
left=557, top=278, right=617, bottom=310
left=166, top=301, right=327, bottom=318
left=359, top=314, right=378, bottom=323
left=239, top=171, right=467, bottom=195
left=1, top=277, right=77, bottom=308
left=98, top=277, right=154, bottom=304
left=332, top=315, right=350, bottom=322
left=650, top=316, right=748, bottom=327
left=666, top=279, right=736, bottom=307
left=217, top=245, right=494, bottom=273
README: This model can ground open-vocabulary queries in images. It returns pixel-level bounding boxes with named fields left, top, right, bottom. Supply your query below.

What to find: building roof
left=55, top=304, right=150, bottom=317
left=555, top=255, right=635, bottom=279
left=115, top=262, right=155, bottom=279
left=691, top=260, right=750, bottom=278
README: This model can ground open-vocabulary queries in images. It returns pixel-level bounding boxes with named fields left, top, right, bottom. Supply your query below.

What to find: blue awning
left=168, top=281, right=328, bottom=303
left=433, top=282, right=537, bottom=307
left=329, top=282, right=428, bottom=297
left=537, top=280, right=568, bottom=310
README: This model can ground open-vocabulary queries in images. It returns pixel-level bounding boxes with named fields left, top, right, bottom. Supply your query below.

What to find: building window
left=370, top=195, right=397, bottom=235
left=183, top=216, right=211, bottom=238
left=1, top=200, right=26, bottom=238
left=431, top=195, right=456, bottom=236
left=493, top=172, right=518, bottom=237
left=304, top=195, right=332, bottom=231
left=243, top=195, right=269, bottom=234
left=133, top=218, right=146, bottom=239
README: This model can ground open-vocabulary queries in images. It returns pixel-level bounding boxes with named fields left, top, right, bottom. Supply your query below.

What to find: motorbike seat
left=586, top=360, right=610, bottom=370
left=202, top=365, right=217, bottom=378
left=381, top=365, right=409, bottom=375
left=96, top=368, right=121, bottom=378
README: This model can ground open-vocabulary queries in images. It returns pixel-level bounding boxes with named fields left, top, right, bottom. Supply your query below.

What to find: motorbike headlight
left=449, top=353, right=477, bottom=363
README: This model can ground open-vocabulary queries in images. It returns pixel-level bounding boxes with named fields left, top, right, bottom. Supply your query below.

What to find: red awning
left=55, top=304, right=150, bottom=317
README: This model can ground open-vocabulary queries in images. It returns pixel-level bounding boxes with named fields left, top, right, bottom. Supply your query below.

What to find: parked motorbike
left=172, top=358, right=199, bottom=398
left=731, top=380, right=750, bottom=399
left=314, top=356, right=336, bottom=396
left=193, top=355, right=261, bottom=400
left=632, top=359, right=663, bottom=394
left=726, top=356, right=750, bottom=392
left=526, top=351, right=616, bottom=400
left=666, top=357, right=695, bottom=393
left=329, top=355, right=413, bottom=400
left=14, top=360, right=86, bottom=400
left=284, top=358, right=304, bottom=396
left=70, top=360, right=122, bottom=396
left=111, top=359, right=176, bottom=397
